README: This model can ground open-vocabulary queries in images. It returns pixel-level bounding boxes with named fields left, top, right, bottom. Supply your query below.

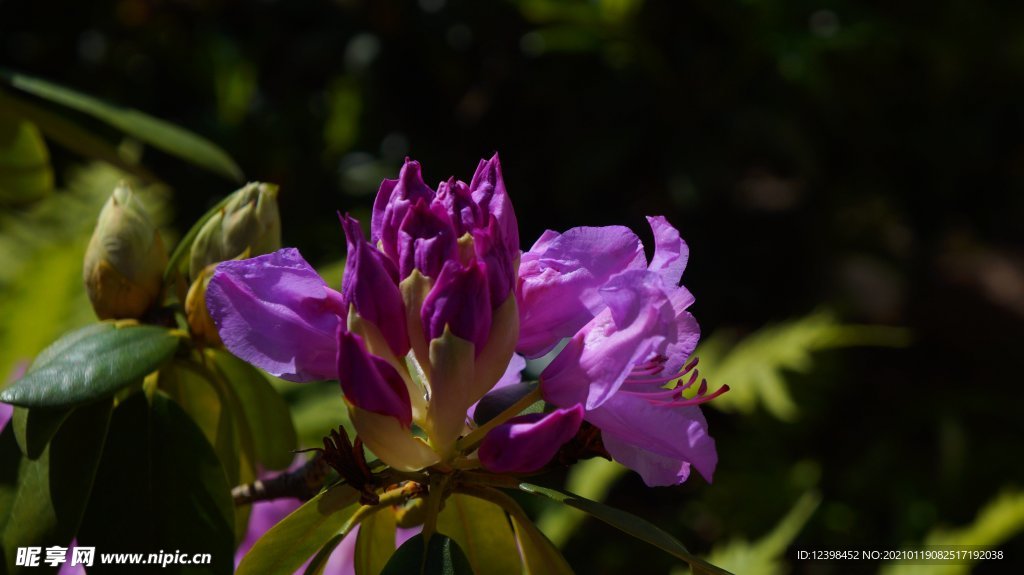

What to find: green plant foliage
left=0, top=115, right=52, bottom=206
left=700, top=491, right=821, bottom=575
left=879, top=489, right=1024, bottom=575
left=535, top=457, right=627, bottom=548
left=519, top=482, right=733, bottom=575
left=507, top=508, right=575, bottom=575
left=380, top=534, right=473, bottom=575
left=0, top=162, right=171, bottom=384
left=236, top=483, right=360, bottom=575
left=353, top=508, right=397, bottom=575
left=0, top=69, right=244, bottom=182
left=696, top=311, right=910, bottom=421
left=11, top=406, right=72, bottom=460
left=0, top=398, right=112, bottom=574
left=0, top=323, right=181, bottom=408
left=78, top=392, right=234, bottom=575
left=208, top=348, right=298, bottom=470
left=436, top=494, right=522, bottom=575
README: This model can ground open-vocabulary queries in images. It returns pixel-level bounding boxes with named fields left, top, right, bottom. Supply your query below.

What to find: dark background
left=3, top=0, right=1023, bottom=573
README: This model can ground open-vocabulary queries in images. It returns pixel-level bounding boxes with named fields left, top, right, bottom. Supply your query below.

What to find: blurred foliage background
left=2, top=0, right=1023, bottom=573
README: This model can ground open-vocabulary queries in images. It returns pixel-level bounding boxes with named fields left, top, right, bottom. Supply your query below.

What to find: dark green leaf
left=436, top=494, right=521, bottom=575
left=0, top=323, right=180, bottom=408
left=1, top=398, right=112, bottom=574
left=381, top=534, right=474, bottom=575
left=77, top=392, right=234, bottom=575
left=0, top=69, right=243, bottom=181
left=236, top=483, right=360, bottom=575
left=518, top=483, right=734, bottom=575
left=354, top=509, right=397, bottom=575
left=210, top=349, right=297, bottom=470
left=0, top=114, right=52, bottom=205
left=11, top=406, right=71, bottom=459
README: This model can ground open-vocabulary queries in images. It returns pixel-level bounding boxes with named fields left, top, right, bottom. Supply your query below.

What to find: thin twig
left=231, top=452, right=331, bottom=506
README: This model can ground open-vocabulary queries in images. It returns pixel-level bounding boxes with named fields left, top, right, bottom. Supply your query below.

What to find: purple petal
left=341, top=215, right=410, bottom=357
left=540, top=270, right=675, bottom=410
left=376, top=159, right=436, bottom=261
left=517, top=225, right=646, bottom=358
left=421, top=260, right=492, bottom=352
left=474, top=217, right=515, bottom=304
left=469, top=153, right=519, bottom=256
left=478, top=405, right=583, bottom=473
left=0, top=401, right=11, bottom=432
left=646, top=216, right=690, bottom=287
left=435, top=177, right=481, bottom=236
left=337, top=330, right=412, bottom=427
left=601, top=433, right=692, bottom=487
left=235, top=497, right=304, bottom=568
left=396, top=199, right=458, bottom=280
left=586, top=392, right=717, bottom=483
left=207, top=248, right=344, bottom=382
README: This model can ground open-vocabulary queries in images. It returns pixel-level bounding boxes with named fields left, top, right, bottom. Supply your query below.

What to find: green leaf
left=0, top=69, right=243, bottom=181
left=163, top=192, right=233, bottom=284
left=535, top=457, right=627, bottom=548
left=210, top=349, right=297, bottom=470
left=436, top=494, right=521, bottom=575
left=11, top=406, right=72, bottom=459
left=354, top=508, right=397, bottom=575
left=237, top=483, right=361, bottom=575
left=518, top=482, right=733, bottom=575
left=1, top=398, right=112, bottom=574
left=0, top=323, right=180, bottom=408
left=381, top=534, right=474, bottom=575
left=696, top=311, right=910, bottom=421
left=303, top=533, right=345, bottom=575
left=508, top=511, right=574, bottom=575
left=472, top=381, right=543, bottom=426
left=77, top=392, right=234, bottom=575
left=0, top=88, right=156, bottom=182
left=0, top=115, right=52, bottom=205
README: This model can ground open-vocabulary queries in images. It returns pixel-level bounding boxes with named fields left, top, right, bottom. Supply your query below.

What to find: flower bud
left=83, top=182, right=167, bottom=320
left=189, top=182, right=281, bottom=281
left=420, top=259, right=491, bottom=353
left=185, top=264, right=221, bottom=346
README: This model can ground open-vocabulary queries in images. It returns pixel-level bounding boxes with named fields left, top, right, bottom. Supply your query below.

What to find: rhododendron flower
left=207, top=155, right=519, bottom=470
left=479, top=217, right=725, bottom=486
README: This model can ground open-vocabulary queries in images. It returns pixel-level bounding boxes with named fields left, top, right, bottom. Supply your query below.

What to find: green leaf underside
left=77, top=392, right=234, bottom=575
left=381, top=534, right=473, bottom=575
left=1, top=398, right=112, bottom=574
left=0, top=323, right=180, bottom=408
left=354, top=507, right=397, bottom=575
left=11, top=406, right=72, bottom=460
left=210, top=349, right=297, bottom=470
left=0, top=69, right=243, bottom=182
left=518, top=483, right=734, bottom=575
left=236, top=483, right=361, bottom=575
left=436, top=494, right=521, bottom=575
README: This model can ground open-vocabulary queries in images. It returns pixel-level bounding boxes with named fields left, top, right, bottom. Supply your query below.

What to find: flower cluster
left=206, top=154, right=722, bottom=488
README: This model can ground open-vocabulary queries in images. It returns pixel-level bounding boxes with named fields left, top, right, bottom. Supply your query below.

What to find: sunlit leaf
left=78, top=392, right=234, bottom=575
left=236, top=483, right=360, bottom=575
left=1, top=398, right=112, bottom=574
left=509, top=510, right=574, bottom=575
left=354, top=509, right=397, bottom=575
left=0, top=115, right=52, bottom=205
left=703, top=492, right=821, bottom=575
left=436, top=494, right=521, bottom=575
left=535, top=457, right=627, bottom=548
left=0, top=323, right=181, bottom=408
left=697, top=311, right=910, bottom=421
left=209, top=349, right=297, bottom=470
left=380, top=534, right=473, bottom=575
left=518, top=482, right=733, bottom=575
left=0, top=68, right=243, bottom=181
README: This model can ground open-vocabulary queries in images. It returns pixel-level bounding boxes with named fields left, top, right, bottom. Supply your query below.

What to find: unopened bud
left=83, top=182, right=167, bottom=320
left=185, top=264, right=221, bottom=346
left=189, top=182, right=281, bottom=280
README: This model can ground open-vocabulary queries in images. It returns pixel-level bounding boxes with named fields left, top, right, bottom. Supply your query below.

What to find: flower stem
left=455, top=385, right=543, bottom=454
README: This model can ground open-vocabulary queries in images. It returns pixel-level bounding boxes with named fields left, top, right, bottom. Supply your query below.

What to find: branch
left=231, top=453, right=331, bottom=506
